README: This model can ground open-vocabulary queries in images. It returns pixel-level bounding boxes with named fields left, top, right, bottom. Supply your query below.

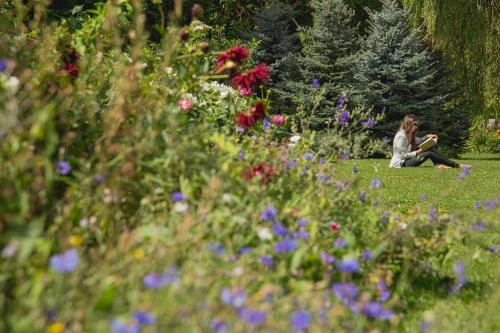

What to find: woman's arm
left=394, top=134, right=418, bottom=159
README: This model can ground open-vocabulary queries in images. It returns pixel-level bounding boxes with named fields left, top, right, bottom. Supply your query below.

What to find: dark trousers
left=402, top=150, right=459, bottom=168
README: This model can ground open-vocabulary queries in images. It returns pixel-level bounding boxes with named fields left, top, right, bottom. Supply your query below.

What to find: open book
left=418, top=138, right=437, bottom=151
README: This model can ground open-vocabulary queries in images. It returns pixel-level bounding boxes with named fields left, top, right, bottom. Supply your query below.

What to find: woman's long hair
left=399, top=114, right=418, bottom=151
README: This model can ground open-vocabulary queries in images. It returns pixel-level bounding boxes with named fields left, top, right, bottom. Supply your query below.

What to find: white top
left=389, top=130, right=425, bottom=168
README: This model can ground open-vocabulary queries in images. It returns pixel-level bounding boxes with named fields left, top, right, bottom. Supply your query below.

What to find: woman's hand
left=427, top=134, right=438, bottom=141
left=416, top=149, right=423, bottom=155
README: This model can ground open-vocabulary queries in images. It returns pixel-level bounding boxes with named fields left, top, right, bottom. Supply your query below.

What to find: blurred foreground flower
left=50, top=249, right=79, bottom=273
left=239, top=308, right=266, bottom=326
left=56, top=160, right=71, bottom=175
left=47, top=322, right=64, bottom=333
left=290, top=311, right=311, bottom=332
left=110, top=319, right=139, bottom=333
left=178, top=98, right=193, bottom=111
left=143, top=267, right=178, bottom=289
left=336, top=258, right=360, bottom=273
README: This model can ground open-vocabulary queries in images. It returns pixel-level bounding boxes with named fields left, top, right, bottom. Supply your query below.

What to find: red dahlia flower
left=330, top=223, right=341, bottom=232
left=231, top=64, right=270, bottom=93
left=63, top=62, right=79, bottom=78
left=251, top=102, right=266, bottom=120
left=217, top=46, right=249, bottom=69
left=235, top=112, right=256, bottom=129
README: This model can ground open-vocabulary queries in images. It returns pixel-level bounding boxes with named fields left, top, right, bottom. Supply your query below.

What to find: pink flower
left=239, top=87, right=253, bottom=97
left=178, top=98, right=192, bottom=111
left=271, top=115, right=285, bottom=127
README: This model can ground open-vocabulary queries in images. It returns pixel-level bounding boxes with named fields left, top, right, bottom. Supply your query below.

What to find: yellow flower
left=47, top=322, right=64, bottom=333
left=132, top=248, right=145, bottom=260
left=69, top=235, right=83, bottom=247
left=370, top=276, right=379, bottom=284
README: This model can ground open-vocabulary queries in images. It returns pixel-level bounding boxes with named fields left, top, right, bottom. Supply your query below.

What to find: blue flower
left=298, top=218, right=309, bottom=227
left=320, top=251, right=334, bottom=265
left=420, top=321, right=432, bottom=332
left=261, top=204, right=277, bottom=221
left=339, top=151, right=349, bottom=160
left=210, top=319, right=228, bottom=333
left=335, top=96, right=344, bottom=109
left=263, top=118, right=270, bottom=130
left=419, top=194, right=428, bottom=200
left=236, top=127, right=245, bottom=134
left=93, top=174, right=107, bottom=185
left=171, top=192, right=186, bottom=202
left=0, top=59, right=7, bottom=72
left=450, top=261, right=467, bottom=292
left=332, top=282, right=358, bottom=305
left=361, top=117, right=375, bottom=128
left=362, top=250, right=372, bottom=261
left=371, top=177, right=382, bottom=189
left=275, top=239, right=297, bottom=253
left=239, top=152, right=246, bottom=159
left=334, top=238, right=347, bottom=249
left=471, top=220, right=486, bottom=231
left=295, top=230, right=310, bottom=240
left=110, top=320, right=140, bottom=333
left=338, top=110, right=350, bottom=126
left=352, top=165, right=358, bottom=173
left=336, top=258, right=360, bottom=273
left=239, top=246, right=253, bottom=255
left=304, top=152, right=314, bottom=161
left=428, top=208, right=438, bottom=222
left=474, top=201, right=481, bottom=209
left=273, top=223, right=288, bottom=237
left=362, top=302, right=393, bottom=320
left=290, top=311, right=311, bottom=332
left=486, top=200, right=495, bottom=210
left=457, top=166, right=471, bottom=179
left=221, top=287, right=246, bottom=308
left=239, top=308, right=266, bottom=326
left=487, top=245, right=499, bottom=254
left=260, top=255, right=274, bottom=268
left=207, top=243, right=225, bottom=256
left=132, top=311, right=156, bottom=325
left=56, top=160, right=71, bottom=175
left=311, top=78, right=320, bottom=89
left=358, top=192, right=367, bottom=202
left=49, top=249, right=79, bottom=273
left=377, top=281, right=391, bottom=302
left=143, top=267, right=178, bottom=289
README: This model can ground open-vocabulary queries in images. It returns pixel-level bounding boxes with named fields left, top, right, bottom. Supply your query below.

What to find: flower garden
left=0, top=1, right=499, bottom=332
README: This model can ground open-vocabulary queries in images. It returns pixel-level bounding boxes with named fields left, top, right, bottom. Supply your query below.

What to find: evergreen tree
left=274, top=0, right=358, bottom=130
left=250, top=0, right=299, bottom=67
left=352, top=0, right=441, bottom=138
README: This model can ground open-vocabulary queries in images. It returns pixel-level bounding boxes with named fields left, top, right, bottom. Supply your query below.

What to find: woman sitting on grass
left=389, top=114, right=469, bottom=169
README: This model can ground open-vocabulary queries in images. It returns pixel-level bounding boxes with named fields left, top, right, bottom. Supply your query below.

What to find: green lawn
left=335, top=153, right=500, bottom=332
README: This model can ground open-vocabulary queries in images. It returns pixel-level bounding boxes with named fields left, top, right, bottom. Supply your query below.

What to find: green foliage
left=466, top=126, right=500, bottom=153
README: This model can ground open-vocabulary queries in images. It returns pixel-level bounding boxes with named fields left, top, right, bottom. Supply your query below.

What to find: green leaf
left=93, top=285, right=117, bottom=312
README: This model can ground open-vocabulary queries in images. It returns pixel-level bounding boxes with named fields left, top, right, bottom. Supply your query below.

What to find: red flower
left=235, top=112, right=256, bottom=129
left=63, top=63, right=79, bottom=78
left=330, top=223, right=341, bottom=232
left=231, top=64, right=270, bottom=93
left=242, top=163, right=276, bottom=183
left=251, top=102, right=266, bottom=120
left=217, top=46, right=249, bottom=69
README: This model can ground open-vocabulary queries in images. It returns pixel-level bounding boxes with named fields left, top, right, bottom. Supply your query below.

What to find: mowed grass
left=335, top=153, right=500, bottom=332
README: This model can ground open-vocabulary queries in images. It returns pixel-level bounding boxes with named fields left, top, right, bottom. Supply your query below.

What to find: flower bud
left=199, top=42, right=209, bottom=53
left=180, top=28, right=189, bottom=41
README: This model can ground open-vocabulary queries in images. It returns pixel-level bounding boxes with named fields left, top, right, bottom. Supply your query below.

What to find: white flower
left=290, top=135, right=301, bottom=143
left=165, top=67, right=174, bottom=75
left=194, top=24, right=205, bottom=31
left=174, top=202, right=189, bottom=213
left=232, top=266, right=244, bottom=277
left=398, top=222, right=408, bottom=230
left=222, top=193, right=232, bottom=203
left=79, top=218, right=90, bottom=228
left=257, top=227, right=273, bottom=241
left=6, top=76, right=19, bottom=92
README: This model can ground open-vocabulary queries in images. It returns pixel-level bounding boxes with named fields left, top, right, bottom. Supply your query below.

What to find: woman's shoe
left=435, top=164, right=452, bottom=169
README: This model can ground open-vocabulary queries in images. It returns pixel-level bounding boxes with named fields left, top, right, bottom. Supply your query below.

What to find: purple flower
left=211, top=319, right=228, bottom=333
left=133, top=311, right=156, bottom=325
left=236, top=127, right=245, bottom=134
left=261, top=204, right=277, bottom=221
left=450, top=261, right=467, bottom=292
left=56, top=160, right=71, bottom=175
left=457, top=166, right=471, bottom=179
left=304, top=152, right=314, bottom=161
left=338, top=109, right=350, bottom=126
left=260, top=255, right=274, bottom=268
left=428, top=208, right=438, bottom=222
left=352, top=165, right=358, bottom=173
left=377, top=281, right=391, bottom=302
left=320, top=251, right=334, bottom=265
left=295, top=230, right=310, bottom=240
left=419, top=194, right=428, bottom=199
left=362, top=302, right=393, bottom=320
left=362, top=250, right=372, bottom=261
left=240, top=246, right=254, bottom=255
left=207, top=243, right=225, bottom=256
left=311, top=78, right=320, bottom=89
left=358, top=192, right=367, bottom=202
left=319, top=158, right=325, bottom=164
left=486, top=200, right=495, bottom=210
left=239, top=308, right=266, bottom=326
left=361, top=117, right=375, bottom=128
left=275, top=239, right=298, bottom=253
left=49, top=249, right=79, bottom=273
left=371, top=177, right=382, bottom=189
left=474, top=201, right=482, bottom=209
left=332, top=282, right=358, bottom=305
left=221, top=287, right=246, bottom=308
left=339, top=151, right=349, bottom=160
left=171, top=192, right=186, bottom=202
left=298, top=218, right=309, bottom=227
left=143, top=267, right=178, bottom=289
left=336, top=258, right=360, bottom=273
left=334, top=238, right=347, bottom=249
left=110, top=320, right=140, bottom=333
left=0, top=59, right=7, bottom=72
left=335, top=96, right=344, bottom=109
left=263, top=118, right=270, bottom=130
left=487, top=246, right=499, bottom=254
left=290, top=311, right=311, bottom=332
left=273, top=223, right=288, bottom=237
left=239, top=152, right=246, bottom=159
left=420, top=321, right=432, bottom=332
left=471, top=220, right=486, bottom=231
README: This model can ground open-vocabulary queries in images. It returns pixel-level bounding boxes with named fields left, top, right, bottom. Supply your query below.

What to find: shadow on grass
left=460, top=157, right=500, bottom=161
